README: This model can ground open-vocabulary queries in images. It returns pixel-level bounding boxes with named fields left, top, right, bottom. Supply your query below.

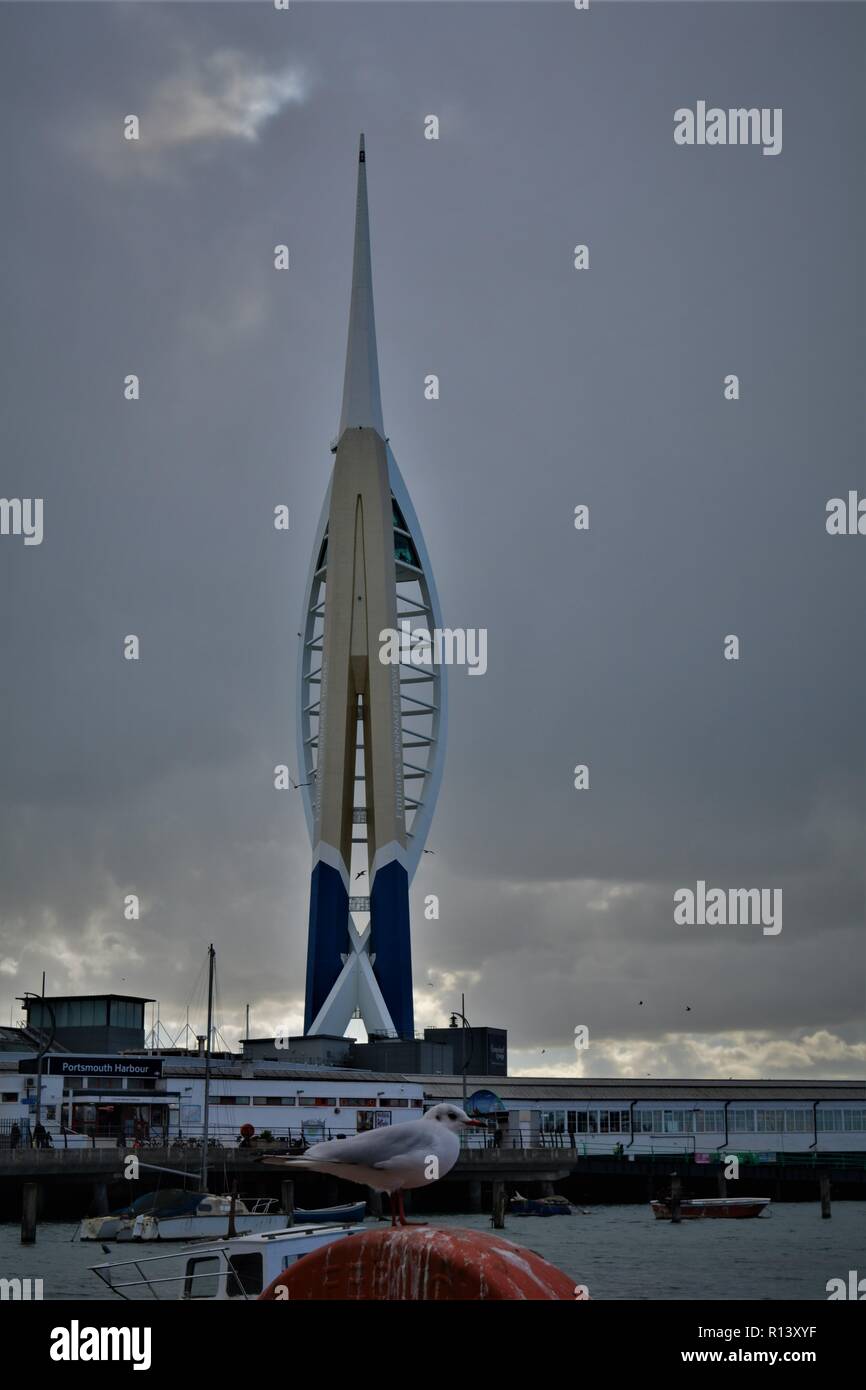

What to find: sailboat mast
left=199, top=944, right=215, bottom=1192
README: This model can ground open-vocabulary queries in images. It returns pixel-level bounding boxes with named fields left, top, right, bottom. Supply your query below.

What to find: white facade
left=0, top=1056, right=424, bottom=1147
left=2, top=1058, right=863, bottom=1156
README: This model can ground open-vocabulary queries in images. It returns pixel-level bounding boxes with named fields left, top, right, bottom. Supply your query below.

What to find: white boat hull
left=126, top=1212, right=292, bottom=1241
left=91, top=1223, right=367, bottom=1299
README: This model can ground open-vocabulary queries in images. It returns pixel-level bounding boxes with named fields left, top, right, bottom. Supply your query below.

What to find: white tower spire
left=338, top=133, right=385, bottom=442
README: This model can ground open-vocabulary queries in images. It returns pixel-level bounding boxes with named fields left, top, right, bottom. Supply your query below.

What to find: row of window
left=205, top=1095, right=419, bottom=1108
left=539, top=1108, right=866, bottom=1134
left=28, top=1000, right=143, bottom=1029
left=59, top=1078, right=158, bottom=1093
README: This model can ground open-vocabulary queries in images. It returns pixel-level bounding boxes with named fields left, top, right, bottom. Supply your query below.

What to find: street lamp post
left=450, top=995, right=470, bottom=1112
left=19, top=987, right=56, bottom=1134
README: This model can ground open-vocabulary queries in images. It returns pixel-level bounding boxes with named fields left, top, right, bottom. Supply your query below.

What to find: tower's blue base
left=304, top=859, right=349, bottom=1032
left=370, top=859, right=414, bottom=1039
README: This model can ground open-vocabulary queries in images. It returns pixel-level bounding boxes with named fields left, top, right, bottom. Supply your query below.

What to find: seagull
left=422, top=849, right=436, bottom=856
left=685, top=1006, right=691, bottom=1012
left=354, top=870, right=366, bottom=880
left=638, top=1001, right=644, bottom=1006
left=264, top=1104, right=480, bottom=1226
left=289, top=773, right=312, bottom=790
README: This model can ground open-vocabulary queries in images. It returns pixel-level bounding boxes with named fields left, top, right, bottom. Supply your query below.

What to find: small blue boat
left=507, top=1196, right=572, bottom=1217
left=293, top=1201, right=367, bottom=1225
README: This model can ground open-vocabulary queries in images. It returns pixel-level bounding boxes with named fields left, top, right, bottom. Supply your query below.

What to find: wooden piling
left=366, top=1187, right=383, bottom=1221
left=820, top=1172, right=831, bottom=1219
left=226, top=1181, right=239, bottom=1239
left=281, top=1179, right=294, bottom=1225
left=492, top=1180, right=506, bottom=1229
left=716, top=1170, right=727, bottom=1197
left=468, top=1179, right=482, bottom=1213
left=670, top=1173, right=682, bottom=1224
left=21, top=1182, right=38, bottom=1244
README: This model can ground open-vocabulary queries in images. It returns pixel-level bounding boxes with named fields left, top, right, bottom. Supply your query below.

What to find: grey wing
left=303, top=1120, right=424, bottom=1167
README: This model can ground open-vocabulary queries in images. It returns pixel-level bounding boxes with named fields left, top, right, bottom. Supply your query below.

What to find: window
left=637, top=1111, right=653, bottom=1133
left=378, top=1098, right=408, bottom=1108
left=208, top=1096, right=250, bottom=1107
left=305, top=1097, right=336, bottom=1108
left=98, top=1078, right=123, bottom=1092
left=340, top=1098, right=378, bottom=1107
left=225, top=1254, right=263, bottom=1298
left=785, top=1109, right=810, bottom=1132
left=2, top=1092, right=18, bottom=1102
left=394, top=533, right=420, bottom=569
left=183, top=1257, right=221, bottom=1299
left=540, top=1111, right=565, bottom=1134
left=756, top=1110, right=784, bottom=1133
left=817, top=1109, right=843, bottom=1133
left=844, top=1109, right=866, bottom=1132
left=730, top=1110, right=756, bottom=1133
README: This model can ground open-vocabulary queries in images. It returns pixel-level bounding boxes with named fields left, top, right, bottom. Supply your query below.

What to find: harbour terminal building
left=1, top=1000, right=863, bottom=1158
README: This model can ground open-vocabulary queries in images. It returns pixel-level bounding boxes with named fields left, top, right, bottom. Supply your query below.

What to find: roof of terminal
left=417, top=1076, right=866, bottom=1102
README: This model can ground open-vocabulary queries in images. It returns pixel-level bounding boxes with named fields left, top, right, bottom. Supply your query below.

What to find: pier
left=1, top=1144, right=862, bottom=1224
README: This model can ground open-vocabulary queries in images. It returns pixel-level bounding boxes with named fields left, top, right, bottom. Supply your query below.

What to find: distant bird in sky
left=264, top=1105, right=480, bottom=1226
left=289, top=772, right=312, bottom=790
left=354, top=870, right=366, bottom=880
left=541, top=1049, right=546, bottom=1054
left=685, top=1006, right=692, bottom=1012
left=423, top=849, right=436, bottom=855
left=639, top=1001, right=644, bottom=1006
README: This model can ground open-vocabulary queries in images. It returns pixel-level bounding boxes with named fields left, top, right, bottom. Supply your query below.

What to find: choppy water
left=2, top=1202, right=863, bottom=1301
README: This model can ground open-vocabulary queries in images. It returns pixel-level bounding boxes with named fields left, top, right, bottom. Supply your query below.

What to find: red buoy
left=259, top=1227, right=582, bottom=1301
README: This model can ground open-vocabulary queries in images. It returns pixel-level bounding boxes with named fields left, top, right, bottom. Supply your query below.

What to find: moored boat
left=508, top=1194, right=572, bottom=1217
left=294, top=1201, right=366, bottom=1225
left=80, top=1190, right=289, bottom=1242
left=650, top=1196, right=770, bottom=1220
left=90, top=1222, right=367, bottom=1300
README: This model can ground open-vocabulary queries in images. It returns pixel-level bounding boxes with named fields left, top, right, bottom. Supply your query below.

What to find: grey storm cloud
left=0, top=2, right=863, bottom=1079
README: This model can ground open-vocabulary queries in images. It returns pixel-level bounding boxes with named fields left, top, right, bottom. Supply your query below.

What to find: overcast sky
left=0, top=1, right=863, bottom=1080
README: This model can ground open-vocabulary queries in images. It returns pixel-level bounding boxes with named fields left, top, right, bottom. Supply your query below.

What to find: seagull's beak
left=463, top=1118, right=482, bottom=1126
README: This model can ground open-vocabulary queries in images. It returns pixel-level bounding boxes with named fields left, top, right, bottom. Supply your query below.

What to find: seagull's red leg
left=397, top=1191, right=427, bottom=1227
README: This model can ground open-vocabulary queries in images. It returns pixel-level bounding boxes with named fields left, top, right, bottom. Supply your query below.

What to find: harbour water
left=1, top=1202, right=863, bottom=1301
